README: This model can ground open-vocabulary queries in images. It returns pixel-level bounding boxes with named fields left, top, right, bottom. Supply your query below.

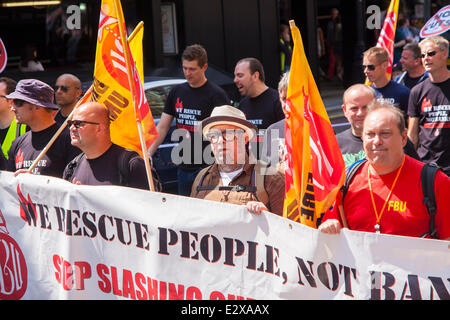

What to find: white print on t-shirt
left=16, top=159, right=47, bottom=174
left=176, top=107, right=201, bottom=127
left=424, top=104, right=450, bottom=126
left=248, top=119, right=263, bottom=126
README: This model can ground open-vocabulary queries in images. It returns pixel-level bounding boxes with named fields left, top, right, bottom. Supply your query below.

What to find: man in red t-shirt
left=319, top=102, right=450, bottom=240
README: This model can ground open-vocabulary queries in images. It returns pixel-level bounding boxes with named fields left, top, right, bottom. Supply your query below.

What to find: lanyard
left=367, top=156, right=405, bottom=233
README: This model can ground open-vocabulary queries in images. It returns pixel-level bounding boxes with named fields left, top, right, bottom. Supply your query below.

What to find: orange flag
left=365, top=0, right=400, bottom=84
left=89, top=0, right=158, bottom=157
left=283, top=21, right=345, bottom=228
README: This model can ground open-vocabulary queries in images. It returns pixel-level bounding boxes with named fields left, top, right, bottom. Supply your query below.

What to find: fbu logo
left=0, top=209, right=28, bottom=300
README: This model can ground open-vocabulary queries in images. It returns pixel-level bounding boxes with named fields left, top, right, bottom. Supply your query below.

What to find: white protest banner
left=0, top=171, right=448, bottom=300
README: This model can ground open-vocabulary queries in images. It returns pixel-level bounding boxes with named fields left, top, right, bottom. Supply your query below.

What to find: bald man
left=62, top=102, right=151, bottom=190
left=337, top=84, right=419, bottom=168
left=54, top=73, right=82, bottom=125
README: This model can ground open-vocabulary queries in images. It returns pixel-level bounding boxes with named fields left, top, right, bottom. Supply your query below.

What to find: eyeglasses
left=54, top=85, right=78, bottom=93
left=205, top=129, right=245, bottom=144
left=13, top=99, right=27, bottom=107
left=362, top=64, right=377, bottom=71
left=421, top=50, right=437, bottom=59
left=67, top=120, right=100, bottom=129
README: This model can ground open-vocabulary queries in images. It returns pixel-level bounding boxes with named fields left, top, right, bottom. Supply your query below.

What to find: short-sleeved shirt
left=407, top=78, right=450, bottom=175
left=238, top=88, right=284, bottom=131
left=322, top=155, right=450, bottom=239
left=163, top=81, right=230, bottom=170
left=7, top=123, right=81, bottom=177
left=63, top=143, right=149, bottom=190
left=372, top=80, right=410, bottom=117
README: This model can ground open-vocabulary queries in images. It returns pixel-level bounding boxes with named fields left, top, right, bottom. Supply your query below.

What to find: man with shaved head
left=63, top=102, right=151, bottom=190
left=337, top=83, right=418, bottom=168
left=54, top=73, right=82, bottom=125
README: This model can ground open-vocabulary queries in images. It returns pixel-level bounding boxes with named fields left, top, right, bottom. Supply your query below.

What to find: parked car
left=144, top=78, right=186, bottom=194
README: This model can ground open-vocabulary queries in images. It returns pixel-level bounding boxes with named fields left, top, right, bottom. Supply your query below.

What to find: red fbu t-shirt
left=323, top=156, right=450, bottom=239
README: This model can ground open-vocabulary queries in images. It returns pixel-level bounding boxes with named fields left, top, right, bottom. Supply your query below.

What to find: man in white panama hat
left=191, top=105, right=285, bottom=216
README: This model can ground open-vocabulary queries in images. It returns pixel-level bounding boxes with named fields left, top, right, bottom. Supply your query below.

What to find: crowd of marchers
left=0, top=36, right=449, bottom=240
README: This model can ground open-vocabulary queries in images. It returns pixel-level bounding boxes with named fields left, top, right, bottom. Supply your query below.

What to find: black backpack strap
left=118, top=149, right=134, bottom=187
left=420, top=163, right=438, bottom=238
left=63, top=153, right=85, bottom=182
left=341, top=159, right=367, bottom=200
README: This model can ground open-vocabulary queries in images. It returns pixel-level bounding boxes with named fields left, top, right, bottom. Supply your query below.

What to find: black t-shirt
left=54, top=110, right=67, bottom=126
left=403, top=73, right=428, bottom=90
left=163, top=81, right=230, bottom=170
left=63, top=143, right=149, bottom=190
left=407, top=78, right=450, bottom=175
left=337, top=128, right=420, bottom=168
left=238, top=88, right=284, bottom=131
left=7, top=123, right=81, bottom=177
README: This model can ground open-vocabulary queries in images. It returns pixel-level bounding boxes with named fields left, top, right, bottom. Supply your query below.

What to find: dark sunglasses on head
left=13, top=99, right=27, bottom=107
left=362, top=64, right=377, bottom=71
left=421, top=50, right=437, bottom=59
left=67, top=119, right=100, bottom=129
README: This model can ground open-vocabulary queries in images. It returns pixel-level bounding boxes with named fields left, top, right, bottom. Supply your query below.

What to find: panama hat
left=201, top=105, right=257, bottom=140
left=6, top=79, right=58, bottom=110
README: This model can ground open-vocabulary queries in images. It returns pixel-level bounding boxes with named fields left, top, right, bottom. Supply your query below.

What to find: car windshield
left=145, top=85, right=174, bottom=117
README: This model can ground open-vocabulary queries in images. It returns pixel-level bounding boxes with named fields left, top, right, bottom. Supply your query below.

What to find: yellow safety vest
left=1, top=119, right=27, bottom=159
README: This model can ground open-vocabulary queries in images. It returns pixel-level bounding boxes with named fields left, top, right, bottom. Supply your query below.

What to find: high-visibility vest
left=1, top=119, right=27, bottom=159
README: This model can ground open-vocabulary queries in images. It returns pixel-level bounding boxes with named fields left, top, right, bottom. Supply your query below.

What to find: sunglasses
left=67, top=120, right=100, bottom=129
left=13, top=99, right=27, bottom=107
left=421, top=50, right=437, bottom=59
left=205, top=129, right=245, bottom=144
left=362, top=64, right=377, bottom=71
left=54, top=85, right=77, bottom=93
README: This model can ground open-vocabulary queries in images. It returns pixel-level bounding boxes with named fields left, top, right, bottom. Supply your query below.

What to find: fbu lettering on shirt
left=387, top=200, right=406, bottom=213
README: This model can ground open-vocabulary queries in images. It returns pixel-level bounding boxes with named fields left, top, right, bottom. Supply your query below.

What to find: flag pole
left=26, top=86, right=93, bottom=174
left=113, top=0, right=155, bottom=192
left=128, top=21, right=143, bottom=43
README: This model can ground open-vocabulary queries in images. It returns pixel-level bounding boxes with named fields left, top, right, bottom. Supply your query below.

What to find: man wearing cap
left=6, top=79, right=81, bottom=177
left=191, top=105, right=285, bottom=216
left=53, top=73, right=82, bottom=125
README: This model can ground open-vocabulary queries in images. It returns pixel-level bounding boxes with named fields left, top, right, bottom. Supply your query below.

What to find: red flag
left=374, top=0, right=400, bottom=78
